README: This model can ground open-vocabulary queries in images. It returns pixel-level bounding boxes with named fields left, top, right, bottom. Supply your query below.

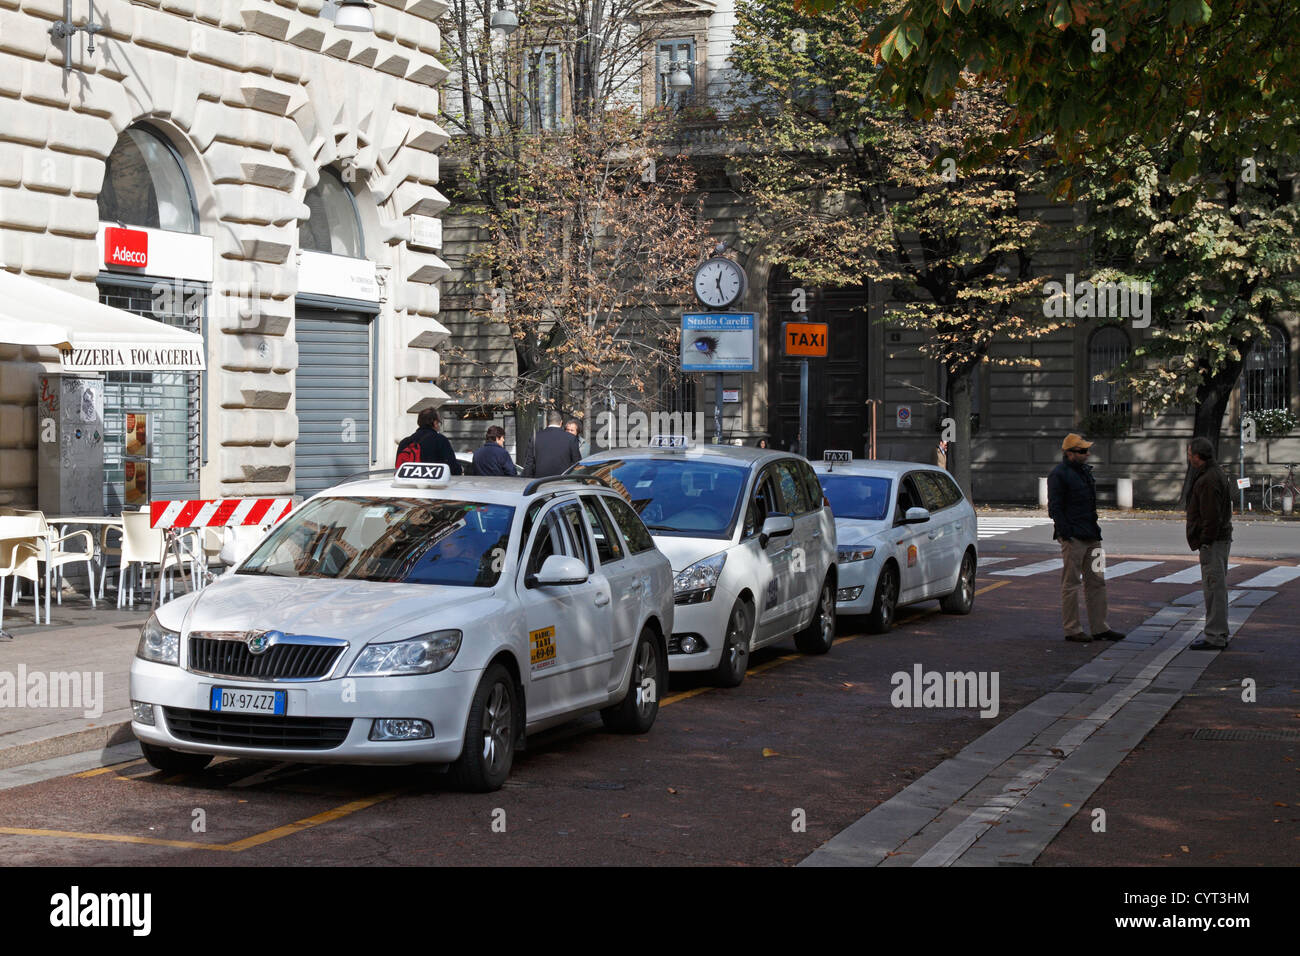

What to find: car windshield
left=820, top=475, right=893, bottom=521
left=570, top=459, right=748, bottom=538
left=238, top=496, right=515, bottom=587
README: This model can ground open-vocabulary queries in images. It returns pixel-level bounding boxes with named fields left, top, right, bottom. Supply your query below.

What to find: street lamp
left=666, top=60, right=693, bottom=91
left=491, top=4, right=518, bottom=35
left=335, top=0, right=375, bottom=33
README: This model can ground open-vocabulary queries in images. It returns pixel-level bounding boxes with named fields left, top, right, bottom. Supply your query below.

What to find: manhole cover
left=1191, top=728, right=1300, bottom=742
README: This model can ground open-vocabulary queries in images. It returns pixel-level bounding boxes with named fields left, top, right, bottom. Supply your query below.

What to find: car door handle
left=811, top=531, right=822, bottom=539
left=927, top=531, right=939, bottom=540
left=628, top=580, right=643, bottom=591
left=594, top=593, right=610, bottom=607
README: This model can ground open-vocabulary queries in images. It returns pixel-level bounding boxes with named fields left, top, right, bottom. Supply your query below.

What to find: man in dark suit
left=522, top=411, right=582, bottom=478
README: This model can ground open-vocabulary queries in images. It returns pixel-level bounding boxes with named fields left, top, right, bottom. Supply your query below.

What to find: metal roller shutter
left=294, top=311, right=372, bottom=497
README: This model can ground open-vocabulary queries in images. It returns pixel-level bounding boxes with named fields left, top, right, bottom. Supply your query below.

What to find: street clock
left=693, top=256, right=747, bottom=310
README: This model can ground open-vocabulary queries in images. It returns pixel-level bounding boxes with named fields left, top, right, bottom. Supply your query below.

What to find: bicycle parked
left=1263, top=463, right=1299, bottom=514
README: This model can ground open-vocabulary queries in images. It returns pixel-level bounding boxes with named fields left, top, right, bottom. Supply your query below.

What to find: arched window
left=1243, top=325, right=1290, bottom=412
left=1088, top=326, right=1130, bottom=413
left=300, top=168, right=364, bottom=258
left=98, top=126, right=198, bottom=233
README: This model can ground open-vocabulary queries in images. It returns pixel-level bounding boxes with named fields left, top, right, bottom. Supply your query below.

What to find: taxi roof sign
left=823, top=450, right=852, bottom=463
left=648, top=434, right=692, bottom=450
left=394, top=462, right=451, bottom=487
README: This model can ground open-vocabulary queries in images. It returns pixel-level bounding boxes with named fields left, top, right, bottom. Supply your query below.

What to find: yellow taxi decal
left=529, top=626, right=557, bottom=671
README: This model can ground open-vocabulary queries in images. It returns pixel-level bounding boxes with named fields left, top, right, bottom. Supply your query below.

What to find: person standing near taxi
left=1184, top=437, right=1234, bottom=649
left=1047, top=433, right=1124, bottom=643
left=473, top=425, right=516, bottom=476
left=522, top=411, right=582, bottom=478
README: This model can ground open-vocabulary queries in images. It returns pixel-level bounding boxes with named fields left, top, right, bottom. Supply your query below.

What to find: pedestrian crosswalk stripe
left=1101, top=560, right=1162, bottom=580
left=976, top=517, right=1054, bottom=539
left=976, top=556, right=1015, bottom=567
left=1152, top=564, right=1239, bottom=584
left=992, top=558, right=1063, bottom=577
left=1235, top=564, right=1300, bottom=588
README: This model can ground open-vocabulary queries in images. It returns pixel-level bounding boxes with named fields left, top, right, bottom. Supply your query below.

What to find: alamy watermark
left=0, top=666, right=103, bottom=718
left=890, top=663, right=999, bottom=718
left=593, top=405, right=706, bottom=448
left=1042, top=274, right=1151, bottom=328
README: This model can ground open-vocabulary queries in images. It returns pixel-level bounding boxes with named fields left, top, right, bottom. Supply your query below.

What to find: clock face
left=693, top=257, right=746, bottom=309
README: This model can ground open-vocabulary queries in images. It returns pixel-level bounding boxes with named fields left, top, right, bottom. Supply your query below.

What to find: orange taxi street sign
left=782, top=321, right=828, bottom=357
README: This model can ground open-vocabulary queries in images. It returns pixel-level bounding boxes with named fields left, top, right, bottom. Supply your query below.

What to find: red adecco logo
left=105, top=227, right=148, bottom=268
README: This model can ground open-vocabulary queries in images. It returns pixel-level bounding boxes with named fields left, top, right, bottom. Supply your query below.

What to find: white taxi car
left=813, top=457, right=978, bottom=632
left=570, top=441, right=837, bottom=687
left=129, top=463, right=673, bottom=792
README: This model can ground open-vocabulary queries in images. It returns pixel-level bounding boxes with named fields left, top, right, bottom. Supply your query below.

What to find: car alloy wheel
left=482, top=681, right=512, bottom=776
left=795, top=579, right=835, bottom=654
left=867, top=564, right=897, bottom=634
left=714, top=600, right=752, bottom=688
left=452, top=663, right=517, bottom=792
left=601, top=626, right=662, bottom=734
left=941, top=551, right=976, bottom=615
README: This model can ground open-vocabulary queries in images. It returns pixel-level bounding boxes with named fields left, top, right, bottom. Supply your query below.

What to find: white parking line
left=991, top=558, right=1063, bottom=577
left=975, top=557, right=1015, bottom=568
left=1152, top=564, right=1239, bottom=584
left=1235, top=564, right=1300, bottom=588
left=1100, top=560, right=1162, bottom=580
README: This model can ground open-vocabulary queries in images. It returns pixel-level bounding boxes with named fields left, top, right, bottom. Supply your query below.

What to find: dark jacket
left=472, top=441, right=516, bottom=477
left=1047, top=456, right=1102, bottom=541
left=397, top=426, right=461, bottom=474
left=1186, top=462, right=1233, bottom=550
left=521, top=426, right=581, bottom=478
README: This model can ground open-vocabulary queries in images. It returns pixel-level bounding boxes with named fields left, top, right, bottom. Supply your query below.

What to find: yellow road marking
left=0, top=789, right=405, bottom=853
left=74, top=758, right=146, bottom=778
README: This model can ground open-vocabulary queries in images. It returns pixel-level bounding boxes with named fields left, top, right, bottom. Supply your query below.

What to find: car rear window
left=819, top=475, right=893, bottom=520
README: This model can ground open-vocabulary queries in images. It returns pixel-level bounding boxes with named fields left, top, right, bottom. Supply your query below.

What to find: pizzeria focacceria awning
left=0, top=270, right=206, bottom=372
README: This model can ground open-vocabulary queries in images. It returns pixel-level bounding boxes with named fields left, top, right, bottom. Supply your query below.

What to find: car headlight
left=349, top=630, right=462, bottom=676
left=673, top=553, right=727, bottom=604
left=837, top=545, right=876, bottom=564
left=137, top=614, right=180, bottom=666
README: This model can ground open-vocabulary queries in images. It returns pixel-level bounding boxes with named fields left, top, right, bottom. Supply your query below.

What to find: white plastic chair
left=117, top=510, right=187, bottom=607
left=26, top=511, right=97, bottom=619
left=0, top=515, right=44, bottom=627
left=97, top=522, right=123, bottom=600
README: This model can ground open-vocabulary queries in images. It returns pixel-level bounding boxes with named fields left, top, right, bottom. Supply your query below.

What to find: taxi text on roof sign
left=782, top=321, right=829, bottom=357
left=394, top=462, right=451, bottom=486
left=824, top=450, right=852, bottom=464
left=648, top=434, right=692, bottom=449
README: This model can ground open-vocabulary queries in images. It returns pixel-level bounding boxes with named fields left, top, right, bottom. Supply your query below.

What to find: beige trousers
left=1060, top=538, right=1109, bottom=636
left=1198, top=539, right=1231, bottom=644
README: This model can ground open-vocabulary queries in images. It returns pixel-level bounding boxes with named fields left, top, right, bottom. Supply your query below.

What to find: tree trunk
left=949, top=370, right=973, bottom=502
left=1180, top=358, right=1243, bottom=504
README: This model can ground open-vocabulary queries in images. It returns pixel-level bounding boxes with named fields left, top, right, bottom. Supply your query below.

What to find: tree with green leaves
left=730, top=0, right=1063, bottom=497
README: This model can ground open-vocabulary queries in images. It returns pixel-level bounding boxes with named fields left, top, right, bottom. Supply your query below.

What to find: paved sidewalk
left=801, top=588, right=1275, bottom=867
left=0, top=600, right=147, bottom=770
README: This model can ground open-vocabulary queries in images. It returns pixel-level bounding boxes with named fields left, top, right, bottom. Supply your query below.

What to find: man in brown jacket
left=1185, top=437, right=1234, bottom=649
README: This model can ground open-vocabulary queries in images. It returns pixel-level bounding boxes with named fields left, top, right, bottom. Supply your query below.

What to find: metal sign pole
left=714, top=373, right=723, bottom=444
left=799, top=359, right=809, bottom=458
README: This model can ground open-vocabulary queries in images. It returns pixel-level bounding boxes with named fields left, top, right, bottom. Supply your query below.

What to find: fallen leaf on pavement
left=1180, top=845, right=1190, bottom=853
left=667, top=787, right=677, bottom=794
left=762, top=748, right=780, bottom=757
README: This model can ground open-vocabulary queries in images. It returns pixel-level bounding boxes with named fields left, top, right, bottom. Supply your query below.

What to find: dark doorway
left=765, top=267, right=870, bottom=457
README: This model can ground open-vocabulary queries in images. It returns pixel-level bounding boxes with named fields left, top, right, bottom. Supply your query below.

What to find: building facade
left=435, top=0, right=1299, bottom=507
left=0, top=0, right=452, bottom=510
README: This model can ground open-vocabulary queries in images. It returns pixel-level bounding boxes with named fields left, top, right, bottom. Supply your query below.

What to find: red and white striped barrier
left=149, top=497, right=294, bottom=530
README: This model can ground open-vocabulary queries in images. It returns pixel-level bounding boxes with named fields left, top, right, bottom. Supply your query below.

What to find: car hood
left=651, top=535, right=731, bottom=573
left=165, top=575, right=495, bottom=646
left=834, top=517, right=892, bottom=547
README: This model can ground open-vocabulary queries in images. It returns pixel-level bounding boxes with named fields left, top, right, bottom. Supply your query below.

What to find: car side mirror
left=759, top=513, right=795, bottom=548
left=527, top=554, right=589, bottom=588
left=903, top=506, right=931, bottom=524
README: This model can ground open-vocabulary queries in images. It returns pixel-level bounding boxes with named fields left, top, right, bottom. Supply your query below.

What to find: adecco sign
left=104, top=227, right=148, bottom=269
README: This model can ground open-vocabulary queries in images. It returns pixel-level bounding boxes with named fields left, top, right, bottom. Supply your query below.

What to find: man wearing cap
left=1047, top=433, right=1125, bottom=643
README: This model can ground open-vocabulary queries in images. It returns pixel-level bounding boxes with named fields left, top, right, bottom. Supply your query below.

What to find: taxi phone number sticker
left=530, top=626, right=557, bottom=671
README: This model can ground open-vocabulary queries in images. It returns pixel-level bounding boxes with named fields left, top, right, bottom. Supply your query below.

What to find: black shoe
left=1092, top=630, right=1125, bottom=642
left=1064, top=632, right=1091, bottom=643
left=1188, top=639, right=1227, bottom=651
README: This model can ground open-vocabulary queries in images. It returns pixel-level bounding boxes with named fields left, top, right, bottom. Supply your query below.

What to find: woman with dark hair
left=755, top=438, right=769, bottom=449
left=473, top=424, right=516, bottom=476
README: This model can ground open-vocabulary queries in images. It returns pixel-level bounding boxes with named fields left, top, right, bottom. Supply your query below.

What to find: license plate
left=210, top=687, right=286, bottom=716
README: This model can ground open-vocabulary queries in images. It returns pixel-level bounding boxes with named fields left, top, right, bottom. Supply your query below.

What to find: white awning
left=0, top=270, right=206, bottom=371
